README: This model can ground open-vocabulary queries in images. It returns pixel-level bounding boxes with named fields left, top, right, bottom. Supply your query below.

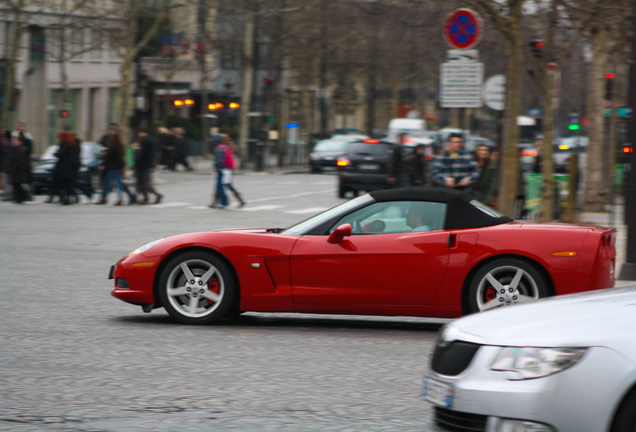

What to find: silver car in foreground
left=423, top=286, right=636, bottom=432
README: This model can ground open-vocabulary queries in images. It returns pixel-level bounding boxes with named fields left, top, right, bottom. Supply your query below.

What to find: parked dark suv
left=336, top=139, right=396, bottom=198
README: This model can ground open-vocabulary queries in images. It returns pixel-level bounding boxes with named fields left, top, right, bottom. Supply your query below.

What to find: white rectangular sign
left=440, top=62, right=484, bottom=108
left=446, top=49, right=479, bottom=62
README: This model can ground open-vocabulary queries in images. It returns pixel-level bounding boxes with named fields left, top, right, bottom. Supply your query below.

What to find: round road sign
left=482, top=75, right=505, bottom=111
left=444, top=9, right=483, bottom=50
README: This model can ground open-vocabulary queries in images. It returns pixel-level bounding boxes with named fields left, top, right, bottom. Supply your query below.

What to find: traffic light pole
left=619, top=0, right=636, bottom=280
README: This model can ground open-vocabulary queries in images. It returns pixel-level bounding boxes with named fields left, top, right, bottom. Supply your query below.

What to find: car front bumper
left=424, top=345, right=630, bottom=432
left=110, top=254, right=158, bottom=307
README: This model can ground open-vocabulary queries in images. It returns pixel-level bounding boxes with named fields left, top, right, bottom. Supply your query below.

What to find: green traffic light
left=568, top=124, right=580, bottom=131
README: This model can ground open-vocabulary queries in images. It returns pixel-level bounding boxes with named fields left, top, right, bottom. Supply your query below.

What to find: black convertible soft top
left=369, top=187, right=513, bottom=229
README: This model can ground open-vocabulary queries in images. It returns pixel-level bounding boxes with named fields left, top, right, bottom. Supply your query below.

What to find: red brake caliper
left=206, top=278, right=220, bottom=304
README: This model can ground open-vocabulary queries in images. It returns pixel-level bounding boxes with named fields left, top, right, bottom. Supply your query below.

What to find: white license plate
left=421, top=377, right=453, bottom=407
left=359, top=164, right=378, bottom=171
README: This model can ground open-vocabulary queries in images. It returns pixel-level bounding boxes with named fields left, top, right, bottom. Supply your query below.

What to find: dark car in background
left=337, top=139, right=396, bottom=198
left=32, top=141, right=103, bottom=194
left=309, top=134, right=367, bottom=173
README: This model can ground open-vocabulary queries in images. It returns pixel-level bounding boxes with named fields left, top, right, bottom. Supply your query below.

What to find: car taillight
left=337, top=158, right=350, bottom=167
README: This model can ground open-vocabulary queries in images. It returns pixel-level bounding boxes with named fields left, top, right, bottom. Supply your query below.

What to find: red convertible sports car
left=110, top=187, right=616, bottom=325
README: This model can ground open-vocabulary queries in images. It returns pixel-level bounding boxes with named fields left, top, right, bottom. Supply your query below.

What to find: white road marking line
left=238, top=204, right=285, bottom=212
left=285, top=207, right=329, bottom=214
left=150, top=202, right=190, bottom=208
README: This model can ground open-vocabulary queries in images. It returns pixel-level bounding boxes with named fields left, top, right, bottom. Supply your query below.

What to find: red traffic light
left=59, top=110, right=68, bottom=118
left=623, top=145, right=633, bottom=154
left=265, top=78, right=274, bottom=84
left=605, top=73, right=615, bottom=79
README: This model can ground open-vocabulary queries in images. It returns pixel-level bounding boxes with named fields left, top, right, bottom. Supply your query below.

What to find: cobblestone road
left=1, top=171, right=444, bottom=432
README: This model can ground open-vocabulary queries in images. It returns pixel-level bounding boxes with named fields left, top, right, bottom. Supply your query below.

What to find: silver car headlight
left=490, top=347, right=587, bottom=380
left=131, top=238, right=164, bottom=255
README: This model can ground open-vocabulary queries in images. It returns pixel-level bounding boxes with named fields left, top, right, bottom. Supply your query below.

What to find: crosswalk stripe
left=238, top=204, right=285, bottom=212
left=285, top=207, right=329, bottom=214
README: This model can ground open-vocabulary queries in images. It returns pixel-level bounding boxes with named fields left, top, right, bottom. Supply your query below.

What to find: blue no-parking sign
left=444, top=9, right=482, bottom=50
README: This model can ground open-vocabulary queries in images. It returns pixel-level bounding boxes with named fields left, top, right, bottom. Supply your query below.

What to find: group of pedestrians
left=95, top=124, right=163, bottom=206
left=390, top=132, right=500, bottom=208
left=158, top=126, right=193, bottom=172
left=0, top=122, right=34, bottom=204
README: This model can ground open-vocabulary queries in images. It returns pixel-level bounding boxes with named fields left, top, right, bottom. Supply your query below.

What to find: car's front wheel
left=158, top=251, right=237, bottom=324
left=467, top=258, right=548, bottom=314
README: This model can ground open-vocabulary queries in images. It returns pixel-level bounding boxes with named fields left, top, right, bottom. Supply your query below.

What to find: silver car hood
left=448, top=286, right=636, bottom=353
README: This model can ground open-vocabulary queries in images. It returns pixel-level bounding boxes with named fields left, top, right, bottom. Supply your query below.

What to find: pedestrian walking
left=96, top=131, right=126, bottom=205
left=158, top=127, right=177, bottom=171
left=407, top=144, right=429, bottom=186
left=12, top=122, right=33, bottom=200
left=473, top=144, right=499, bottom=206
left=132, top=127, right=163, bottom=205
left=6, top=135, right=30, bottom=204
left=48, top=131, right=81, bottom=205
left=69, top=132, right=93, bottom=203
left=388, top=132, right=409, bottom=188
left=209, top=134, right=245, bottom=208
left=432, top=133, right=480, bottom=192
left=173, top=128, right=193, bottom=171
left=0, top=127, right=10, bottom=193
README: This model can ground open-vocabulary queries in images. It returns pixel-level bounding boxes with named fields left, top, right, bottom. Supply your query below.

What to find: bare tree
left=0, top=0, right=27, bottom=127
left=88, top=0, right=170, bottom=144
left=467, top=0, right=526, bottom=218
left=567, top=0, right=630, bottom=211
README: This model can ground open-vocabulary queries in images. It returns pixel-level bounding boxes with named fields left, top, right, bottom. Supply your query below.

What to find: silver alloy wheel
left=475, top=264, right=540, bottom=312
left=165, top=258, right=225, bottom=319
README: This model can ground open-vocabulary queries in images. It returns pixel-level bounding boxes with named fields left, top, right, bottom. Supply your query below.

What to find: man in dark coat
left=133, top=127, right=163, bottom=204
left=6, top=136, right=30, bottom=203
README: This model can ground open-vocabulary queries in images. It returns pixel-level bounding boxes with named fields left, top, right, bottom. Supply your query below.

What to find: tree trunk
left=539, top=71, right=556, bottom=221
left=238, top=8, right=255, bottom=167
left=583, top=28, right=609, bottom=211
left=497, top=1, right=523, bottom=218
left=1, top=5, right=23, bottom=127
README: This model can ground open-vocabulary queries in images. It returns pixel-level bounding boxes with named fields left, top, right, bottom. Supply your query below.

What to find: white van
left=386, top=118, right=426, bottom=143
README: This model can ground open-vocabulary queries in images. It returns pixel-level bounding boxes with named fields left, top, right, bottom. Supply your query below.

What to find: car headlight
left=490, top=347, right=587, bottom=380
left=131, top=238, right=164, bottom=255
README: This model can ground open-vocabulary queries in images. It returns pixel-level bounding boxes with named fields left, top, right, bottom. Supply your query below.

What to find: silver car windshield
left=281, top=194, right=374, bottom=236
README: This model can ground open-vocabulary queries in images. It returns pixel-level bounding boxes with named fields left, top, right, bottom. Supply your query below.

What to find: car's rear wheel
left=467, top=258, right=548, bottom=314
left=158, top=251, right=237, bottom=324
left=612, top=389, right=636, bottom=432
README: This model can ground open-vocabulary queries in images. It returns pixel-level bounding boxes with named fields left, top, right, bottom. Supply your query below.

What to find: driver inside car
left=406, top=203, right=430, bottom=231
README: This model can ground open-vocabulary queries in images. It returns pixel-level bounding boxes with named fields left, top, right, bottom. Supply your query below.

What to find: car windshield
left=349, top=142, right=393, bottom=156
left=281, top=194, right=374, bottom=236
left=313, top=139, right=349, bottom=152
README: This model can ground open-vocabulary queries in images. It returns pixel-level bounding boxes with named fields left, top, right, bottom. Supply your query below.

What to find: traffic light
left=568, top=113, right=580, bottom=131
left=605, top=73, right=614, bottom=100
left=59, top=109, right=69, bottom=118
left=529, top=40, right=544, bottom=58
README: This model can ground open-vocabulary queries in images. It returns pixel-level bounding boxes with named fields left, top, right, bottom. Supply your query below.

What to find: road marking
left=285, top=207, right=329, bottom=214
left=150, top=202, right=189, bottom=208
left=238, top=205, right=285, bottom=212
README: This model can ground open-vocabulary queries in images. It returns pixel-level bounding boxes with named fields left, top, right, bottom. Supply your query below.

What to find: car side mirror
left=328, top=223, right=352, bottom=244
